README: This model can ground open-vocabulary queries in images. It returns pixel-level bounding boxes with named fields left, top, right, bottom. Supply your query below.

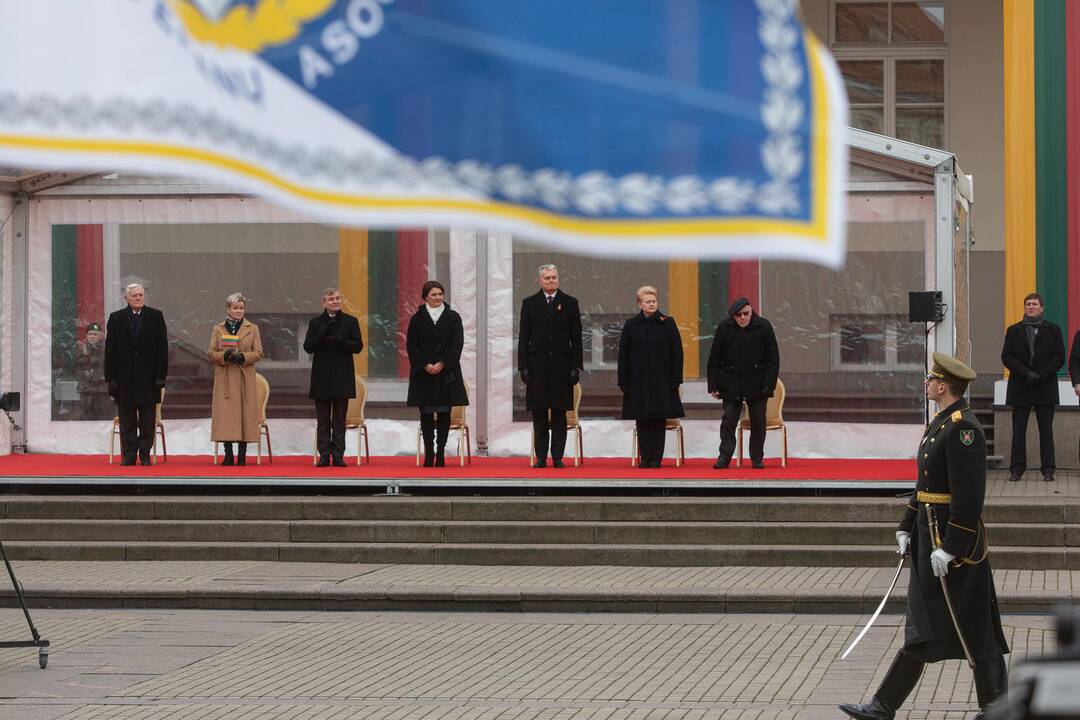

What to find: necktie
left=547, top=296, right=553, bottom=305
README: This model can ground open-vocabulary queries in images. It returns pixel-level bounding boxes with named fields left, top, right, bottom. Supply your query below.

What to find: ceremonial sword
left=925, top=503, right=976, bottom=669
left=840, top=549, right=908, bottom=660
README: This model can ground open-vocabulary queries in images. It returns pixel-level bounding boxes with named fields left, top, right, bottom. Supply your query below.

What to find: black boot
left=222, top=442, right=234, bottom=466
left=435, top=412, right=450, bottom=467
left=974, top=653, right=1008, bottom=715
left=839, top=650, right=924, bottom=720
left=236, top=442, right=247, bottom=466
left=420, top=414, right=435, bottom=467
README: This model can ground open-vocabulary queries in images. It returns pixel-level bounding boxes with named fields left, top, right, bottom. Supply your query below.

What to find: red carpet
left=0, top=454, right=915, bottom=482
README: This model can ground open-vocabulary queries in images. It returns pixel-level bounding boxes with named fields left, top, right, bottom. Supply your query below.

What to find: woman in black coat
left=406, top=281, right=468, bottom=466
left=617, top=285, right=684, bottom=468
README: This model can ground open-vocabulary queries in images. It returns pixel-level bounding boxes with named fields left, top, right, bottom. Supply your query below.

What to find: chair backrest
left=566, top=384, right=583, bottom=428
left=346, top=376, right=367, bottom=426
left=738, top=378, right=786, bottom=427
left=450, top=379, right=469, bottom=429
left=155, top=388, right=165, bottom=423
left=255, top=373, right=270, bottom=424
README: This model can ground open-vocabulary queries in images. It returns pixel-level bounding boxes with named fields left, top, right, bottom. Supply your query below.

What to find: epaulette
left=950, top=410, right=963, bottom=423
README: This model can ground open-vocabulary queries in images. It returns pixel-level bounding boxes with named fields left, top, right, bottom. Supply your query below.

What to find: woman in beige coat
left=208, top=293, right=264, bottom=465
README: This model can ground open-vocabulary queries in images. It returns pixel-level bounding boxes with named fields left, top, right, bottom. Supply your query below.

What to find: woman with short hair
left=617, top=285, right=684, bottom=468
left=406, top=281, right=468, bottom=466
left=208, top=292, right=264, bottom=466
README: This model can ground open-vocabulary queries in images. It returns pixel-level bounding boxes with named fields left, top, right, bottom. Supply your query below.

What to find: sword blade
left=840, top=552, right=907, bottom=660
left=925, top=504, right=976, bottom=669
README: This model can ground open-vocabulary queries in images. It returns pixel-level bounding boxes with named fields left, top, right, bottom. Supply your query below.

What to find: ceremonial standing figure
left=303, top=288, right=363, bottom=467
left=207, top=293, right=264, bottom=466
left=75, top=321, right=111, bottom=421
left=1001, top=292, right=1065, bottom=482
left=839, top=353, right=1008, bottom=720
left=706, top=298, right=779, bottom=469
left=517, top=264, right=583, bottom=468
left=617, top=285, right=684, bottom=468
left=104, top=283, right=169, bottom=465
left=406, top=281, right=468, bottom=467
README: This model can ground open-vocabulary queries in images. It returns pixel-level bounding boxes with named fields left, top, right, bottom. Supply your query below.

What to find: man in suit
left=104, top=284, right=169, bottom=466
left=1001, top=292, right=1065, bottom=482
left=303, top=288, right=363, bottom=467
left=517, top=264, right=583, bottom=468
left=840, top=353, right=1008, bottom=720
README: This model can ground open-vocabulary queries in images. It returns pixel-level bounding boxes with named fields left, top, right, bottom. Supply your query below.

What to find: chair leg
left=213, top=442, right=218, bottom=465
left=736, top=428, right=743, bottom=467
left=631, top=429, right=638, bottom=467
left=415, top=425, right=422, bottom=466
left=530, top=427, right=536, bottom=465
left=676, top=427, right=684, bottom=468
left=158, top=424, right=167, bottom=463
left=256, top=434, right=262, bottom=466
left=263, top=425, right=272, bottom=465
left=109, top=422, right=116, bottom=464
left=465, top=427, right=471, bottom=464
left=152, top=433, right=157, bottom=465
left=574, top=427, right=582, bottom=467
left=312, top=434, right=318, bottom=466
left=781, top=427, right=788, bottom=468
left=458, top=429, right=465, bottom=467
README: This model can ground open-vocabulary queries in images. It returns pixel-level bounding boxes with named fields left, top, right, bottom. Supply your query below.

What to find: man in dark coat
left=104, top=284, right=169, bottom=466
left=1001, top=292, right=1065, bottom=481
left=517, top=264, right=583, bottom=468
left=76, top=321, right=111, bottom=421
left=840, top=353, right=1008, bottom=720
left=618, top=286, right=684, bottom=468
left=303, top=288, right=363, bottom=467
left=706, top=298, right=780, bottom=469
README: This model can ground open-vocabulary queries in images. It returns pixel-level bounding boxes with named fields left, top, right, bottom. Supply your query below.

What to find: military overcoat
left=898, top=399, right=1009, bottom=663
left=517, top=290, right=583, bottom=411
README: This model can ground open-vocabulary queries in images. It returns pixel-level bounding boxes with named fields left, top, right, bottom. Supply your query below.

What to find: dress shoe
left=434, top=451, right=445, bottom=467
left=1043, top=472, right=1055, bottom=482
left=838, top=697, right=895, bottom=720
left=1007, top=472, right=1022, bottom=482
left=533, top=459, right=547, bottom=468
left=120, top=456, right=137, bottom=466
left=552, top=459, right=565, bottom=468
left=713, top=457, right=729, bottom=470
left=332, top=457, right=347, bottom=467
left=752, top=460, right=765, bottom=469
left=423, top=450, right=435, bottom=468
left=316, top=456, right=330, bottom=467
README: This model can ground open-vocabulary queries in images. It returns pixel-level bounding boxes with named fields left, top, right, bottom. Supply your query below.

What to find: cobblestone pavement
left=0, top=609, right=1054, bottom=720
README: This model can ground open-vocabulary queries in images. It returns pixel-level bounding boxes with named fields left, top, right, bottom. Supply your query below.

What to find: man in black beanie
left=706, top=298, right=779, bottom=469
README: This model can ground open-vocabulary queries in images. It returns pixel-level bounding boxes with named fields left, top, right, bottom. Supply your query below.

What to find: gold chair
left=212, top=373, right=272, bottom=465
left=108, top=389, right=166, bottom=464
left=311, top=375, right=369, bottom=465
left=629, top=387, right=684, bottom=468
left=736, top=378, right=788, bottom=467
left=530, top=383, right=584, bottom=466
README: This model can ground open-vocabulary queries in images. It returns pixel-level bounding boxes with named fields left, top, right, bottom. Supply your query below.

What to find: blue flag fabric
left=0, top=0, right=848, bottom=264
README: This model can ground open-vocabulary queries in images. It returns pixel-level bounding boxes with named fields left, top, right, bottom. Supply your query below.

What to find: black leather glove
left=569, top=368, right=580, bottom=385
left=519, top=369, right=530, bottom=385
left=232, top=352, right=246, bottom=365
left=108, top=380, right=118, bottom=398
left=1026, top=370, right=1041, bottom=385
left=223, top=348, right=234, bottom=362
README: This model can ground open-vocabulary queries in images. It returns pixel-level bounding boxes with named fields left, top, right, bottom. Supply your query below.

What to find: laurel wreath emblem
left=171, top=0, right=336, bottom=52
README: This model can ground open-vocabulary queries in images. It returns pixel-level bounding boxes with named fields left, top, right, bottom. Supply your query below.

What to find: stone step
left=4, top=540, right=1078, bottom=569
left=2, top=496, right=1076, bottom=524
left=0, top=518, right=1075, bottom=547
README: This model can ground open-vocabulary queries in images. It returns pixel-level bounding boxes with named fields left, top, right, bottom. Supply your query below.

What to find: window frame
left=829, top=313, right=925, bottom=372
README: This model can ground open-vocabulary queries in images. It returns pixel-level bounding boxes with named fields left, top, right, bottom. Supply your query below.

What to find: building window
left=832, top=1, right=946, bottom=149
left=830, top=314, right=924, bottom=371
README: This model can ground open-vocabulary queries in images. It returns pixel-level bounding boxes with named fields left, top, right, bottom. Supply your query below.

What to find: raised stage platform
left=0, top=455, right=916, bottom=491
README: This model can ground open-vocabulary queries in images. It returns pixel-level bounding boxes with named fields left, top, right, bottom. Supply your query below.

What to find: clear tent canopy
left=0, top=128, right=971, bottom=457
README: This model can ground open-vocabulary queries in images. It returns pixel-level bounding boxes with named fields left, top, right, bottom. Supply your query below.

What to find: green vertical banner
left=366, top=230, right=399, bottom=376
left=51, top=224, right=78, bottom=373
left=697, top=261, right=729, bottom=373
left=1035, top=0, right=1068, bottom=335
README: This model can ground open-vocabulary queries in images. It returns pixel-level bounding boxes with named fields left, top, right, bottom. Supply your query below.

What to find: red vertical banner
left=727, top=261, right=760, bottom=311
left=1066, top=1, right=1080, bottom=345
left=396, top=229, right=430, bottom=377
left=75, top=224, right=104, bottom=341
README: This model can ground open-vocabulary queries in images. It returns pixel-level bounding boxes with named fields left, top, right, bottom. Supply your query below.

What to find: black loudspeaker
left=908, top=291, right=942, bottom=322
left=0, top=392, right=19, bottom=413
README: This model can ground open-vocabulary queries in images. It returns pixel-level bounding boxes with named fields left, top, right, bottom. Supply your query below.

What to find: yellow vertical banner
left=1003, top=0, right=1037, bottom=340
left=338, top=227, right=369, bottom=376
left=667, top=260, right=700, bottom=378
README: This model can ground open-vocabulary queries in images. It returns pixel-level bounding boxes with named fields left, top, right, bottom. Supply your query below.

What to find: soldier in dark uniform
left=75, top=321, right=111, bottom=420
left=840, top=353, right=1008, bottom=720
left=517, top=264, right=583, bottom=468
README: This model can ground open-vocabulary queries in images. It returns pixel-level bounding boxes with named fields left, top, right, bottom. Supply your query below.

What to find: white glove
left=895, top=531, right=910, bottom=556
left=930, top=548, right=955, bottom=577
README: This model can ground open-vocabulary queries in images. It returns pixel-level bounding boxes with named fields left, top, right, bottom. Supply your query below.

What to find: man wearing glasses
left=706, top=298, right=780, bottom=469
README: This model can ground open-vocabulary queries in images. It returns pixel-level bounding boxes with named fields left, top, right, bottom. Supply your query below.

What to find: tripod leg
left=0, top=541, right=42, bottom=643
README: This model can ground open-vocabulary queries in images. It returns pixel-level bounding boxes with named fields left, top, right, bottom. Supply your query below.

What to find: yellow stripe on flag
left=338, top=227, right=369, bottom=376
left=668, top=261, right=700, bottom=378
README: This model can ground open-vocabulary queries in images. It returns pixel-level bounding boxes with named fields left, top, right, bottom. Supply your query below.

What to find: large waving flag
left=0, top=0, right=848, bottom=265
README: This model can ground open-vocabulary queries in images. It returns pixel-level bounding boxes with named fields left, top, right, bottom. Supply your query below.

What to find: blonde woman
left=208, top=293, right=264, bottom=465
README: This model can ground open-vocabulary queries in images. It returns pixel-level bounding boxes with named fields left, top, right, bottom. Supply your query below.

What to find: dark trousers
left=118, top=403, right=155, bottom=460
left=532, top=409, right=567, bottom=461
left=1010, top=404, right=1056, bottom=474
left=635, top=418, right=667, bottom=465
left=718, top=398, right=766, bottom=463
left=315, top=398, right=349, bottom=460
